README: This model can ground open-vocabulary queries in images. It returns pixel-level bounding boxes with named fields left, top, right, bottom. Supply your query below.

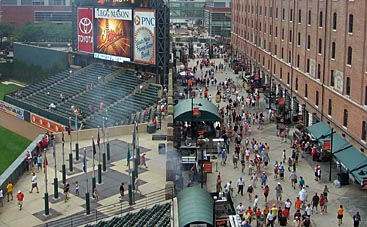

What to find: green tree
left=0, top=22, right=15, bottom=48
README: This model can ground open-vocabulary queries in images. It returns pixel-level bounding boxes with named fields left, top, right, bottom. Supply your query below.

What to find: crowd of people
left=179, top=56, right=362, bottom=227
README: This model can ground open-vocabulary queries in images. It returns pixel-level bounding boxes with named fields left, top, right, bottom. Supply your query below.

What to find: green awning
left=307, top=122, right=367, bottom=184
left=174, top=98, right=220, bottom=122
left=178, top=187, right=214, bottom=227
left=307, top=122, right=332, bottom=140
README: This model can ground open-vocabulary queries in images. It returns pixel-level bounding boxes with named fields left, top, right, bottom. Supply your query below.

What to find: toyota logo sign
left=79, top=17, right=93, bottom=35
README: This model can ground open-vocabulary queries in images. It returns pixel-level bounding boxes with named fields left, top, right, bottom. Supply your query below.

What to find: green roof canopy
left=307, top=122, right=367, bottom=184
left=178, top=187, right=214, bottom=227
left=174, top=98, right=220, bottom=122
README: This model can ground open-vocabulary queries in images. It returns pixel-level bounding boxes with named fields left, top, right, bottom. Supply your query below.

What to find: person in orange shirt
left=295, top=197, right=302, bottom=210
left=255, top=208, right=262, bottom=225
left=244, top=206, right=254, bottom=225
left=263, top=205, right=270, bottom=215
left=337, top=205, right=344, bottom=226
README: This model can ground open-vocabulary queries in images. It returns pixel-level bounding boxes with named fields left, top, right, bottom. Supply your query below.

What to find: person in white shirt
left=237, top=177, right=245, bottom=196
left=0, top=189, right=3, bottom=207
left=236, top=202, right=245, bottom=215
left=267, top=210, right=275, bottom=227
left=30, top=172, right=39, bottom=193
left=305, top=204, right=312, bottom=216
left=253, top=195, right=259, bottom=210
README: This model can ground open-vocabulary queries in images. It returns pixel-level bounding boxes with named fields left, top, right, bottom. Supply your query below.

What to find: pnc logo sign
left=134, top=15, right=155, bottom=26
left=79, top=17, right=93, bottom=34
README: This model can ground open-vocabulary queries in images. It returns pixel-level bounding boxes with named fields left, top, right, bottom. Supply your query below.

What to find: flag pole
left=53, top=141, right=58, bottom=199
left=102, top=117, right=107, bottom=171
left=68, top=117, right=73, bottom=172
left=44, top=151, right=50, bottom=215
left=106, top=110, right=110, bottom=161
left=83, top=148, right=90, bottom=215
left=97, top=127, right=102, bottom=184
left=127, top=143, right=134, bottom=205
left=62, top=131, right=66, bottom=185
left=92, top=137, right=96, bottom=193
left=134, top=121, right=140, bottom=178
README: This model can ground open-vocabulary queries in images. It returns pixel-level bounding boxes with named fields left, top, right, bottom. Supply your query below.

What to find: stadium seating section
left=11, top=64, right=161, bottom=129
left=85, top=203, right=171, bottom=227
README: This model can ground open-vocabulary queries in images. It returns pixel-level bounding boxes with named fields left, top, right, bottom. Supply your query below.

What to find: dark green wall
left=13, top=43, right=69, bottom=70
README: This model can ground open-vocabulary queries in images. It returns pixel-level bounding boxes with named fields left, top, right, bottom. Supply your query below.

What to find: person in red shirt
left=17, top=190, right=24, bottom=210
left=245, top=206, right=254, bottom=225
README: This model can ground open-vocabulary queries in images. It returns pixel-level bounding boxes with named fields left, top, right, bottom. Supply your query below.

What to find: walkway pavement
left=0, top=57, right=365, bottom=227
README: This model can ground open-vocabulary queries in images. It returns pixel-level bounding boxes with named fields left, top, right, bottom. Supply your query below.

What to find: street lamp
left=318, top=121, right=335, bottom=182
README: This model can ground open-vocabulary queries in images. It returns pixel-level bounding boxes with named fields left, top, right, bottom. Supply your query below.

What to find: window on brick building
left=307, top=35, right=311, bottom=50
left=290, top=9, right=293, bottom=21
left=343, top=109, right=348, bottom=127
left=276, top=8, right=278, bottom=18
left=362, top=121, right=367, bottom=141
left=365, top=86, right=367, bottom=105
left=280, top=67, right=283, bottom=79
left=305, top=84, right=308, bottom=98
left=275, top=27, right=278, bottom=37
left=289, top=30, right=292, bottom=43
left=331, top=70, right=335, bottom=87
left=282, top=28, right=284, bottom=40
left=274, top=64, right=276, bottom=74
left=298, top=9, right=302, bottom=23
left=295, top=78, right=298, bottom=90
left=298, top=32, right=301, bottom=46
left=260, top=6, right=262, bottom=15
left=349, top=14, right=354, bottom=33
left=297, top=54, right=300, bottom=67
left=265, top=7, right=267, bottom=16
left=275, top=45, right=277, bottom=55
left=306, top=59, right=310, bottom=73
left=270, top=25, right=272, bottom=35
left=332, top=12, right=337, bottom=30
left=281, top=48, right=284, bottom=59
left=287, top=72, right=290, bottom=85
left=318, top=38, right=322, bottom=54
left=316, top=91, right=319, bottom=106
left=346, top=77, right=351, bottom=95
left=308, top=10, right=311, bottom=25
left=328, top=99, right=332, bottom=115
left=282, top=8, right=285, bottom=20
left=347, top=46, right=353, bottom=65
left=289, top=51, right=291, bottom=63
left=319, top=11, right=323, bottom=27
left=331, top=42, right=336, bottom=59
left=317, top=64, right=321, bottom=79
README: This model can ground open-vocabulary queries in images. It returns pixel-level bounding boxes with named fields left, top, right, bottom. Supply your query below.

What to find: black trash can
left=338, top=173, right=349, bottom=185
left=147, top=124, right=156, bottom=134
left=158, top=143, right=166, bottom=154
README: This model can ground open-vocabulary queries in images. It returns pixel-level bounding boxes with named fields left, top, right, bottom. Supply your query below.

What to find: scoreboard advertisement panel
left=78, top=8, right=94, bottom=53
left=133, top=9, right=156, bottom=65
left=94, top=8, right=132, bottom=63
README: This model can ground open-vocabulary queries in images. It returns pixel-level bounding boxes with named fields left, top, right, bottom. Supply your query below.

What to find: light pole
left=106, top=110, right=110, bottom=161
left=68, top=117, right=73, bottom=172
left=53, top=141, right=58, bottom=199
left=61, top=131, right=66, bottom=184
left=44, top=151, right=49, bottom=215
left=97, top=127, right=102, bottom=184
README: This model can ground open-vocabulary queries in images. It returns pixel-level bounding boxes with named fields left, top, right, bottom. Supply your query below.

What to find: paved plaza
left=0, top=58, right=366, bottom=227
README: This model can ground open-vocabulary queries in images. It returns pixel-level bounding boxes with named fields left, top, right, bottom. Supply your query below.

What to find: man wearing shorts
left=30, top=172, right=39, bottom=193
left=17, top=190, right=24, bottom=210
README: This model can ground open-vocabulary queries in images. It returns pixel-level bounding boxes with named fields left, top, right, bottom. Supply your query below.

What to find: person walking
left=260, top=172, right=268, bottom=187
left=6, top=181, right=13, bottom=202
left=75, top=181, right=80, bottom=196
left=140, top=153, right=148, bottom=168
left=290, top=170, right=297, bottom=189
left=263, top=185, right=270, bottom=202
left=29, top=172, right=39, bottom=193
left=93, top=188, right=99, bottom=201
left=0, top=188, right=3, bottom=207
left=120, top=182, right=125, bottom=199
left=266, top=210, right=275, bottom=227
left=311, top=193, right=320, bottom=213
left=337, top=205, right=344, bottom=226
left=16, top=190, right=24, bottom=211
left=216, top=174, right=222, bottom=192
left=64, top=183, right=70, bottom=202
left=237, top=177, right=245, bottom=196
left=353, top=211, right=361, bottom=227
left=134, top=177, right=142, bottom=193
left=247, top=184, right=254, bottom=201
left=275, top=182, right=283, bottom=202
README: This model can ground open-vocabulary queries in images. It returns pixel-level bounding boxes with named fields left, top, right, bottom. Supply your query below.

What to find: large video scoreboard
left=77, top=0, right=156, bottom=65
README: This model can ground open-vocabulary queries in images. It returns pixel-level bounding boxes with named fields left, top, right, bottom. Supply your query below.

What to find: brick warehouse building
left=0, top=0, right=71, bottom=26
left=231, top=0, right=367, bottom=152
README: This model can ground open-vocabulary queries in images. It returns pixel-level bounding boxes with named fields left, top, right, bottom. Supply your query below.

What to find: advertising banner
left=94, top=8, right=132, bottom=63
left=0, top=100, right=24, bottom=120
left=78, top=8, right=94, bottom=54
left=96, top=0, right=149, bottom=8
left=30, top=113, right=65, bottom=132
left=133, top=9, right=155, bottom=65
